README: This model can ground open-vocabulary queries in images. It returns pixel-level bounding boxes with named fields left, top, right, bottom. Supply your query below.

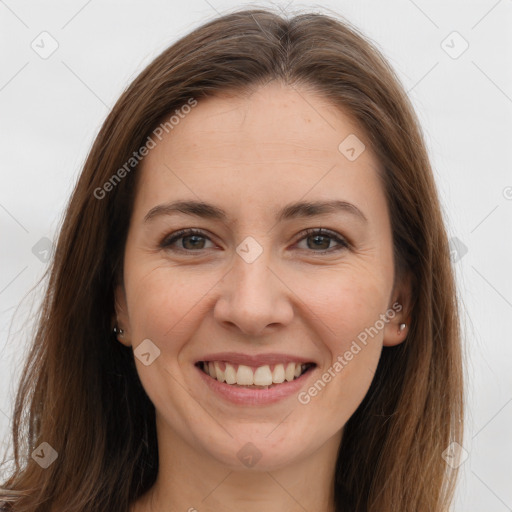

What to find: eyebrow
left=144, top=199, right=367, bottom=224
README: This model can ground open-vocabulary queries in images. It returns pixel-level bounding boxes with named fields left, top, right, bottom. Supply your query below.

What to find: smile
left=193, top=352, right=318, bottom=405
left=196, top=360, right=316, bottom=389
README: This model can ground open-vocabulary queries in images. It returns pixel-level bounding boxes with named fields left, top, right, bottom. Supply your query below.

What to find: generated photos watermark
left=297, top=301, right=403, bottom=405
left=94, top=97, right=198, bottom=200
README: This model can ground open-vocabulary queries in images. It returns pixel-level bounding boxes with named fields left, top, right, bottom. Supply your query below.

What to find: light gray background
left=1, top=0, right=511, bottom=510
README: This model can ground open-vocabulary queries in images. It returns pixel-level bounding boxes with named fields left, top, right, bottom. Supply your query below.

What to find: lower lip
left=195, top=364, right=316, bottom=405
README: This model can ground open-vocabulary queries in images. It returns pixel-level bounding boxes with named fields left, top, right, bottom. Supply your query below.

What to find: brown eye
left=295, top=228, right=349, bottom=253
left=161, top=229, right=215, bottom=251
left=306, top=234, right=331, bottom=250
left=160, top=228, right=349, bottom=255
left=181, top=234, right=207, bottom=250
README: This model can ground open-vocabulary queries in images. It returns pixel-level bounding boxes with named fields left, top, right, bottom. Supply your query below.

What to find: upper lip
left=196, top=352, right=317, bottom=367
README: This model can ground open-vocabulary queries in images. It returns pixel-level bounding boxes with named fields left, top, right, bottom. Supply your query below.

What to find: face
left=115, top=81, right=409, bottom=471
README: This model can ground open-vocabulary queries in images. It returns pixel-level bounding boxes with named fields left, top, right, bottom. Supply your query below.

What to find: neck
left=132, top=415, right=342, bottom=512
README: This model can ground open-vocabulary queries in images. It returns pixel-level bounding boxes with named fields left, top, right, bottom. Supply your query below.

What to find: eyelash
left=160, top=228, right=350, bottom=255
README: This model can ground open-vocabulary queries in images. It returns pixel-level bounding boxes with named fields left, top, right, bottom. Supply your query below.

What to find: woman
left=0, top=7, right=464, bottom=511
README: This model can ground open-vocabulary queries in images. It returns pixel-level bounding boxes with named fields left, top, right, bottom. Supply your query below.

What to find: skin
left=115, top=81, right=410, bottom=512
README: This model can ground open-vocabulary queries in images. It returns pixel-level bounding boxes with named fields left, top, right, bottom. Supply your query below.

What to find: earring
left=113, top=326, right=124, bottom=336
left=398, top=323, right=406, bottom=333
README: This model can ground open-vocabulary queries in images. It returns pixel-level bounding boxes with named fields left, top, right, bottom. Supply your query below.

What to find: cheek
left=287, top=262, right=391, bottom=345
left=291, top=264, right=390, bottom=405
left=125, top=261, right=221, bottom=341
left=325, top=281, right=386, bottom=337
left=309, top=271, right=390, bottom=412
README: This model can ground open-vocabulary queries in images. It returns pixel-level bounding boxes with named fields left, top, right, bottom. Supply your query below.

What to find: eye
left=294, top=228, right=349, bottom=254
left=160, top=229, right=216, bottom=251
left=160, top=227, right=350, bottom=254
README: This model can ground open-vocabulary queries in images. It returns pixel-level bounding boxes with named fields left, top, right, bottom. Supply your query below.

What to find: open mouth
left=195, top=360, right=316, bottom=390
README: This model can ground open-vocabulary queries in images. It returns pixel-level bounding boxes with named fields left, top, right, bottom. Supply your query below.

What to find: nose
left=213, top=247, right=294, bottom=337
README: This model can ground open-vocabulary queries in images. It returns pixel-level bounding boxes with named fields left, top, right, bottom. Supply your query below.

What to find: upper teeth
left=203, top=361, right=308, bottom=386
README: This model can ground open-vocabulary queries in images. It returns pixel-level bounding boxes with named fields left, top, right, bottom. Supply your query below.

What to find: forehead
left=147, top=83, right=370, bottom=163
left=134, top=82, right=385, bottom=223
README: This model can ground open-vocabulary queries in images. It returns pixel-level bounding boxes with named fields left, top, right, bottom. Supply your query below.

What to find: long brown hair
left=0, top=7, right=464, bottom=511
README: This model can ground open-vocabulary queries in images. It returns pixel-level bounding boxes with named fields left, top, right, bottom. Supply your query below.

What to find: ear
left=113, top=282, right=132, bottom=347
left=383, top=270, right=413, bottom=347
